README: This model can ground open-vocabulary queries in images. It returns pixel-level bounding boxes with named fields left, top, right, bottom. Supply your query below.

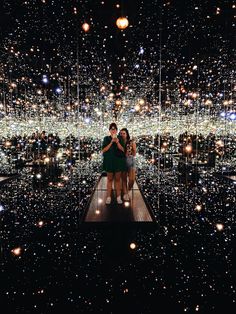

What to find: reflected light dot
left=38, top=220, right=44, bottom=227
left=130, top=242, right=136, bottom=250
left=82, top=23, right=90, bottom=32
left=195, top=204, right=202, bottom=211
left=12, top=247, right=22, bottom=256
left=216, top=223, right=224, bottom=231
left=98, top=198, right=103, bottom=204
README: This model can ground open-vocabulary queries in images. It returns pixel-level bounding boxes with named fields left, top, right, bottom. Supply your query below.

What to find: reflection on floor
left=0, top=175, right=19, bottom=185
left=84, top=176, right=154, bottom=222
left=0, top=176, right=9, bottom=182
left=225, top=175, right=236, bottom=181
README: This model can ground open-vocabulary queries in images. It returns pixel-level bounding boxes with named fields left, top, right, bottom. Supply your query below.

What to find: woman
left=102, top=123, right=126, bottom=204
left=119, top=128, right=137, bottom=201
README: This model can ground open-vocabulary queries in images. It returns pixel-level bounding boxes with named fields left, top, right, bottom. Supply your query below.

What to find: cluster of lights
left=0, top=1, right=235, bottom=313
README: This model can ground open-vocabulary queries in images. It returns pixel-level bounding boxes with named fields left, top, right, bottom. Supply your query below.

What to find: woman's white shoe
left=105, top=196, right=111, bottom=204
left=123, top=194, right=129, bottom=201
left=117, top=196, right=123, bottom=204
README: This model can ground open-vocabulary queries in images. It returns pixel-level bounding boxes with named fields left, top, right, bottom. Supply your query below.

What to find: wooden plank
left=84, top=176, right=153, bottom=222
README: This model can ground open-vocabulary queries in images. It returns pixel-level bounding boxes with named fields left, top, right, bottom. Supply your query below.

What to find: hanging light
left=116, top=16, right=129, bottom=30
left=82, top=22, right=90, bottom=32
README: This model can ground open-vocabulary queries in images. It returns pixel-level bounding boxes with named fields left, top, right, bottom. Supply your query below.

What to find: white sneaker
left=117, top=196, right=123, bottom=204
left=105, top=197, right=111, bottom=205
left=123, top=194, right=129, bottom=201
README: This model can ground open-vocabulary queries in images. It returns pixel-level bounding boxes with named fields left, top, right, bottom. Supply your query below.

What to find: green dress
left=102, top=135, right=127, bottom=173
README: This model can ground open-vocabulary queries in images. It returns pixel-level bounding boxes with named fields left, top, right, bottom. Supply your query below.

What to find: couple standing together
left=102, top=122, right=136, bottom=205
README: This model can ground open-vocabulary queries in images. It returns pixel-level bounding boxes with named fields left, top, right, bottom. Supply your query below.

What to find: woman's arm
left=102, top=139, right=113, bottom=153
left=116, top=139, right=125, bottom=152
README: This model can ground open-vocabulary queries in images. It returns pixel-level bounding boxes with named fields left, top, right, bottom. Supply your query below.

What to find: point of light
left=55, top=87, right=62, bottom=94
left=139, top=47, right=144, bottom=54
left=130, top=242, right=136, bottom=250
left=216, top=223, right=224, bottom=231
left=195, top=204, right=202, bottom=212
left=116, top=17, right=129, bottom=30
left=12, top=247, right=22, bottom=256
left=42, top=75, right=48, bottom=84
left=82, top=23, right=90, bottom=32
left=38, top=220, right=44, bottom=227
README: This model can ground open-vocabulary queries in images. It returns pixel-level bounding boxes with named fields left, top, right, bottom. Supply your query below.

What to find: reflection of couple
left=102, top=123, right=136, bottom=205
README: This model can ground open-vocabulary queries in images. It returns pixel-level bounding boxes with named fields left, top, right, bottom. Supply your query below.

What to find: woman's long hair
left=120, top=128, right=130, bottom=142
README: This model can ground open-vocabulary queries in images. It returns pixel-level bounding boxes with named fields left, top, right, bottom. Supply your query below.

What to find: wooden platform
left=84, top=176, right=154, bottom=223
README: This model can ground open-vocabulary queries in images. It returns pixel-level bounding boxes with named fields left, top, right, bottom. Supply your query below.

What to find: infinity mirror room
left=1, top=0, right=236, bottom=313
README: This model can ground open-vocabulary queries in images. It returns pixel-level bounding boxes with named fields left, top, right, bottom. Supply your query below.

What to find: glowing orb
left=12, top=247, right=22, bottom=256
left=116, top=17, right=129, bottom=30
left=216, top=223, right=224, bottom=231
left=82, top=23, right=90, bottom=32
left=130, top=242, right=136, bottom=250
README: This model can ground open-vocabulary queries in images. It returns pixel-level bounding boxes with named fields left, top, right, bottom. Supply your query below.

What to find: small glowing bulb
left=116, top=17, right=129, bottom=30
left=82, top=23, right=90, bottom=32
left=42, top=76, right=48, bottom=83
left=12, top=247, right=22, bottom=256
left=139, top=98, right=145, bottom=105
left=216, top=223, right=224, bottom=231
left=139, top=47, right=144, bottom=54
left=185, top=145, right=192, bottom=153
left=195, top=205, right=202, bottom=211
left=130, top=243, right=136, bottom=250
left=38, top=220, right=44, bottom=227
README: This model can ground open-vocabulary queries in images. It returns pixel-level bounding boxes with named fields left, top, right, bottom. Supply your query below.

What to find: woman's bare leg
left=114, top=172, right=121, bottom=197
left=128, top=168, right=136, bottom=191
left=106, top=172, right=114, bottom=197
left=121, top=172, right=128, bottom=195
